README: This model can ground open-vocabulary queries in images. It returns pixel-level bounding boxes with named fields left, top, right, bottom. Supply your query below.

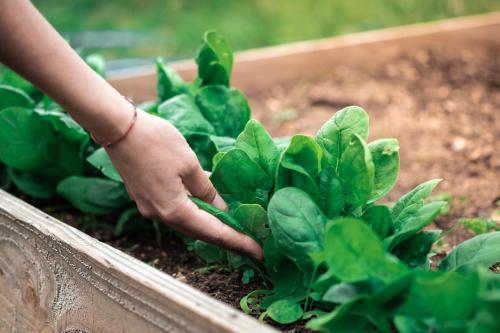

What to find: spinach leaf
left=440, top=231, right=500, bottom=272
left=276, top=135, right=323, bottom=201
left=8, top=168, right=58, bottom=199
left=396, top=270, right=481, bottom=320
left=195, top=85, right=250, bottom=138
left=391, top=179, right=441, bottom=225
left=196, top=30, right=233, bottom=86
left=385, top=201, right=447, bottom=251
left=316, top=106, right=369, bottom=169
left=87, top=148, right=123, bottom=182
left=322, top=218, right=407, bottom=283
left=57, top=176, right=130, bottom=214
left=362, top=205, right=393, bottom=239
left=191, top=197, right=247, bottom=233
left=210, top=149, right=272, bottom=208
left=268, top=188, right=327, bottom=272
left=233, top=204, right=270, bottom=242
left=158, top=94, right=215, bottom=136
left=368, top=138, right=399, bottom=202
left=392, top=230, right=441, bottom=268
left=0, top=85, right=34, bottom=110
left=156, top=57, right=192, bottom=102
left=184, top=132, right=218, bottom=170
left=267, top=299, right=304, bottom=324
left=35, top=109, right=89, bottom=176
left=338, top=133, right=374, bottom=209
left=193, top=240, right=225, bottom=263
left=0, top=107, right=55, bottom=170
left=235, top=119, right=280, bottom=179
left=318, top=166, right=345, bottom=218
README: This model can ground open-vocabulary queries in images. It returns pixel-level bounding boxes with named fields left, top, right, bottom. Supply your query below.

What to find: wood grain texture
left=108, top=12, right=500, bottom=101
left=0, top=190, right=277, bottom=333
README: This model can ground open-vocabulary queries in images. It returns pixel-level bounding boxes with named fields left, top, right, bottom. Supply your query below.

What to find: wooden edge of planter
left=108, top=11, right=500, bottom=100
left=0, top=189, right=278, bottom=333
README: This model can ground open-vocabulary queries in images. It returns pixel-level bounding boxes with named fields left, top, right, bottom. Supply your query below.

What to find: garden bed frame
left=1, top=12, right=499, bottom=332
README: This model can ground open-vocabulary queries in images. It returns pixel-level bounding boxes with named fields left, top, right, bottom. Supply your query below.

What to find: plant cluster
left=0, top=32, right=499, bottom=332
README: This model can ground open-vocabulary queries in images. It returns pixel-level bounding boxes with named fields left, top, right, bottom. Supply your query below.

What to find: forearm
left=0, top=0, right=130, bottom=141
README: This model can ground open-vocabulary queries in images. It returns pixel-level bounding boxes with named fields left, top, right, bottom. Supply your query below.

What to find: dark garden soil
left=18, top=43, right=499, bottom=333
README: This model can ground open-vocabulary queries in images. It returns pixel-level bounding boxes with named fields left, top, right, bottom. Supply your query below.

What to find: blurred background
left=34, top=0, right=500, bottom=71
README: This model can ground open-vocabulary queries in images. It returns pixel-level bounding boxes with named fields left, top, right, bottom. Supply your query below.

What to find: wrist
left=87, top=95, right=137, bottom=145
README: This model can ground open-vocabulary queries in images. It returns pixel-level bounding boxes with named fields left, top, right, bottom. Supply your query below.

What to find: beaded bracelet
left=91, top=96, right=138, bottom=148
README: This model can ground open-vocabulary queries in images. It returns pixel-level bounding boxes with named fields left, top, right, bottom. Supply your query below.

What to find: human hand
left=105, top=110, right=263, bottom=259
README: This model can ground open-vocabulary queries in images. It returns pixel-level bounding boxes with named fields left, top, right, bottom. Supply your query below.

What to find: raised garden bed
left=1, top=13, right=499, bottom=333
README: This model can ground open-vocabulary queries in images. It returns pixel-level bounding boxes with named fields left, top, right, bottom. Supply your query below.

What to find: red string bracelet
left=91, top=96, right=138, bottom=148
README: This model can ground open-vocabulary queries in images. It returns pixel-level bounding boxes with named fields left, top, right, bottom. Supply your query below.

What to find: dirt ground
left=21, top=42, right=500, bottom=333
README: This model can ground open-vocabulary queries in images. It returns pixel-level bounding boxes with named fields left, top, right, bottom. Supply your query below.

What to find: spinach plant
left=0, top=31, right=499, bottom=333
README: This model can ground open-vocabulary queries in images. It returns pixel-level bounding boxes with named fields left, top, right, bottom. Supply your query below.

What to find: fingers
left=172, top=199, right=263, bottom=260
left=183, top=163, right=227, bottom=211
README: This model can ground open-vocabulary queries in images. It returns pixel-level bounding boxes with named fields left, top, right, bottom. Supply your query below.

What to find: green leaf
left=322, top=218, right=407, bottom=283
left=0, top=107, right=55, bottom=170
left=242, top=269, right=255, bottom=284
left=196, top=30, right=233, bottom=86
left=210, top=149, right=272, bottom=208
left=267, top=299, right=304, bottom=324
left=193, top=240, right=225, bottom=263
left=268, top=188, right=327, bottom=272
left=57, top=176, right=130, bottom=214
left=87, top=148, right=123, bottom=182
left=158, top=94, right=215, bottom=136
left=362, top=205, right=393, bottom=239
left=195, top=85, right=250, bottom=138
left=384, top=201, right=447, bottom=251
left=276, top=135, right=323, bottom=201
left=114, top=207, right=152, bottom=236
left=209, top=135, right=236, bottom=152
left=233, top=204, right=270, bottom=242
left=0, top=85, right=34, bottom=110
left=338, top=133, right=374, bottom=209
left=397, top=271, right=481, bottom=320
left=34, top=109, right=89, bottom=176
left=368, top=138, right=399, bottom=202
left=85, top=54, right=106, bottom=77
left=8, top=168, right=58, bottom=199
left=191, top=197, right=247, bottom=233
left=0, top=70, right=41, bottom=99
left=235, top=119, right=280, bottom=179
left=318, top=167, right=345, bottom=218
left=440, top=232, right=500, bottom=272
left=184, top=132, right=217, bottom=170
left=391, top=179, right=441, bottom=226
left=156, top=57, right=191, bottom=102
left=392, top=230, right=441, bottom=268
left=316, top=106, right=369, bottom=169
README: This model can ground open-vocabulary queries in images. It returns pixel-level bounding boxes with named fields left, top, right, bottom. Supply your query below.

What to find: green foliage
left=1, top=31, right=498, bottom=332
left=460, top=218, right=499, bottom=235
left=440, top=232, right=500, bottom=272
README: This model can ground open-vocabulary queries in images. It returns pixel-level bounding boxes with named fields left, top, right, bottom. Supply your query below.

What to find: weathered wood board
left=108, top=12, right=500, bottom=101
left=0, top=190, right=277, bottom=333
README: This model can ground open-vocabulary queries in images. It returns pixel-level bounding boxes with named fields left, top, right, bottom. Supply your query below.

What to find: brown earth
left=17, top=43, right=500, bottom=333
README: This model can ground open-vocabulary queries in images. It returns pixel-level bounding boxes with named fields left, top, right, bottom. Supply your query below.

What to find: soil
left=12, top=42, right=500, bottom=333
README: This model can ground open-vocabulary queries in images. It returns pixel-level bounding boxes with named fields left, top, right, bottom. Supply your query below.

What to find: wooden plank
left=0, top=189, right=277, bottom=333
left=108, top=12, right=500, bottom=101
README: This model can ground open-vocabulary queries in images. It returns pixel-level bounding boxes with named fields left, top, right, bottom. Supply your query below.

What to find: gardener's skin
left=0, top=0, right=262, bottom=259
